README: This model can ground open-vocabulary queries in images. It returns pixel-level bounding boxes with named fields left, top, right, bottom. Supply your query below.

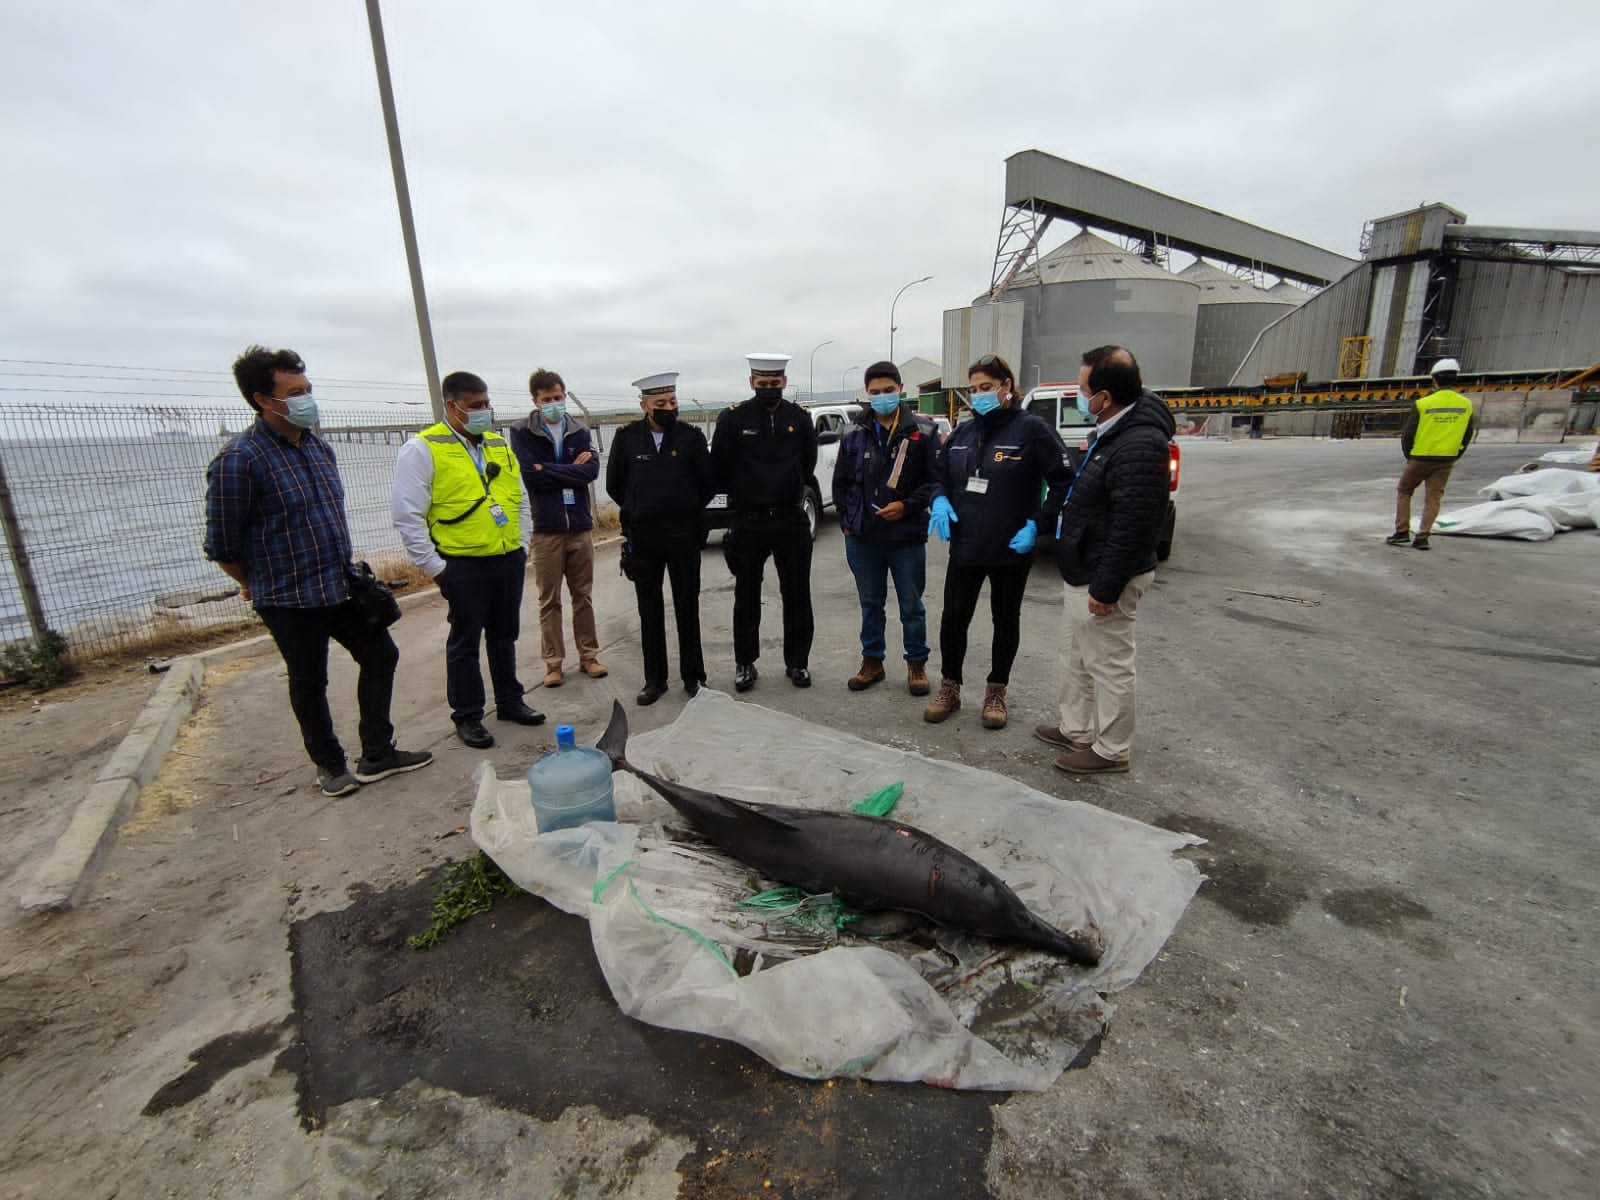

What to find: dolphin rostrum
left=596, top=701, right=1103, bottom=966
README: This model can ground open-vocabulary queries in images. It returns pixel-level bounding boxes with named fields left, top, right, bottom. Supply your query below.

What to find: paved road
left=2, top=438, right=1595, bottom=1198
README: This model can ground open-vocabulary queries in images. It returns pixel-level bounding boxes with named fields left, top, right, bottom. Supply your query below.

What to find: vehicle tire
left=1156, top=504, right=1176, bottom=562
left=801, top=487, right=821, bottom=541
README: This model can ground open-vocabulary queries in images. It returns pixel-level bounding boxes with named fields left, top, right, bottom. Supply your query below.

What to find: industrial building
left=942, top=150, right=1600, bottom=435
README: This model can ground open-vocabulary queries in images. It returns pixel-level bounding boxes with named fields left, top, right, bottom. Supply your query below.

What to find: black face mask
left=755, top=387, right=783, bottom=404
left=651, top=409, right=678, bottom=429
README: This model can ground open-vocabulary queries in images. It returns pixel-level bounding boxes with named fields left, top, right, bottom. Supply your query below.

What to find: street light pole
left=842, top=365, right=860, bottom=402
left=889, top=274, right=933, bottom=363
left=808, top=338, right=834, bottom=405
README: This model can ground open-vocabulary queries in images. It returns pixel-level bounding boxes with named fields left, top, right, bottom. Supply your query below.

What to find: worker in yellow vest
left=392, top=371, right=545, bottom=748
left=1386, top=359, right=1478, bottom=551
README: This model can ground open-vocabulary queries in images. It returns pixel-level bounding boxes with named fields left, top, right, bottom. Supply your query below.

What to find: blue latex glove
left=928, top=495, right=958, bottom=541
left=1008, top=519, right=1038, bottom=554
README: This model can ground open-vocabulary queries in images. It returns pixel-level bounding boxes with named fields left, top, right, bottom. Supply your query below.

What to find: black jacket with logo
left=932, top=406, right=1071, bottom=568
left=831, top=403, right=938, bottom=544
left=605, top=418, right=715, bottom=540
left=710, top=396, right=818, bottom=511
left=1047, top=391, right=1176, bottom=602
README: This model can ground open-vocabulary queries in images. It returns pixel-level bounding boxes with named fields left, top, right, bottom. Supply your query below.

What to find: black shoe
left=455, top=718, right=495, bottom=749
left=786, top=666, right=812, bottom=688
left=1385, top=531, right=1411, bottom=546
left=495, top=701, right=546, bottom=726
left=734, top=663, right=758, bottom=692
left=317, top=766, right=361, bottom=798
left=684, top=678, right=705, bottom=698
left=636, top=681, right=668, bottom=706
left=1412, top=535, right=1431, bottom=551
left=353, top=746, right=434, bottom=784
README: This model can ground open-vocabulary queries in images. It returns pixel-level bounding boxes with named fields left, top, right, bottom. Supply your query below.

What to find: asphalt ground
left=1, top=437, right=1596, bottom=1199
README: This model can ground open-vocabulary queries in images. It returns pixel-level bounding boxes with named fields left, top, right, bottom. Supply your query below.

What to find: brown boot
left=922, top=678, right=961, bottom=723
left=848, top=656, right=886, bottom=691
left=907, top=661, right=930, bottom=696
left=981, top=683, right=1008, bottom=730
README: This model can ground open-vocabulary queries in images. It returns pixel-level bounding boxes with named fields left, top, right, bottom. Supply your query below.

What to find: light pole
left=808, top=338, right=834, bottom=405
left=889, top=274, right=933, bottom=362
left=842, top=365, right=860, bottom=402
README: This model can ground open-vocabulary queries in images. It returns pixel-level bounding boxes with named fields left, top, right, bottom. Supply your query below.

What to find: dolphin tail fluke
left=597, top=700, right=629, bottom=769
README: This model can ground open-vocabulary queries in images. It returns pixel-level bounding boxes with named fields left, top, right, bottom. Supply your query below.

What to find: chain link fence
left=0, top=399, right=664, bottom=663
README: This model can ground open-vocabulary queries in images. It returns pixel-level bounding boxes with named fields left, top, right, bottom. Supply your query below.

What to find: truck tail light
left=1168, top=443, right=1181, bottom=492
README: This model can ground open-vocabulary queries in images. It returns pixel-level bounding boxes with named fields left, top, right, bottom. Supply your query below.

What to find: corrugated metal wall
left=1451, top=261, right=1600, bottom=371
left=1019, top=278, right=1200, bottom=390
left=942, top=300, right=1025, bottom=387
left=1191, top=301, right=1297, bottom=387
left=1229, top=265, right=1372, bottom=384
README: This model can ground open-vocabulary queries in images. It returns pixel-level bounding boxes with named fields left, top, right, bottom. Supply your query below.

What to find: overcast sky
left=3, top=0, right=1597, bottom=414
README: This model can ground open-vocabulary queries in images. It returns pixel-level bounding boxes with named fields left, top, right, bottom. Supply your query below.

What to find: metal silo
left=1181, top=260, right=1300, bottom=387
left=1011, top=229, right=1200, bottom=390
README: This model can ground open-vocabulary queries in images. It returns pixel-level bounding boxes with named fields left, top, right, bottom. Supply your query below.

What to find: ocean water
left=0, top=427, right=627, bottom=649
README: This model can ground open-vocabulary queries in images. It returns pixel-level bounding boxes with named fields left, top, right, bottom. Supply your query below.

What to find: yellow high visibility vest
left=1410, top=389, right=1474, bottom=458
left=418, top=422, right=523, bottom=557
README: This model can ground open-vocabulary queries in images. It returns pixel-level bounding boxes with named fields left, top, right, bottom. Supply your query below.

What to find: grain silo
left=1010, top=229, right=1200, bottom=389
left=1181, top=260, right=1300, bottom=387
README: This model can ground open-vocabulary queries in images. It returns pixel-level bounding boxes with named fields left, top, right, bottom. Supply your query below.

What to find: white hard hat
left=1431, top=358, right=1461, bottom=375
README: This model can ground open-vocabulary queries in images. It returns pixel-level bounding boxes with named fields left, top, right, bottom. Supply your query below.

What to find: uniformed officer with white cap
left=709, top=352, right=819, bottom=691
left=606, top=372, right=716, bottom=704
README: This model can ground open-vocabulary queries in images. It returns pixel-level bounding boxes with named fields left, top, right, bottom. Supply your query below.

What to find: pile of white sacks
left=1436, top=445, right=1600, bottom=541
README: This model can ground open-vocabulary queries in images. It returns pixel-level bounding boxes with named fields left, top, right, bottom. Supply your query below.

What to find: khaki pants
left=1395, top=459, right=1455, bottom=536
left=530, top=531, right=599, bottom=669
left=1059, top=571, right=1154, bottom=763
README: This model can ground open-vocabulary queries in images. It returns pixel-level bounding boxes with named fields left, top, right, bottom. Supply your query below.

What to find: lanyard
left=448, top=427, right=494, bottom=496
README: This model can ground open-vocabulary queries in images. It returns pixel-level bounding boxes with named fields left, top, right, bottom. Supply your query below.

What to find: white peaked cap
left=631, top=372, right=679, bottom=393
left=746, top=352, right=792, bottom=374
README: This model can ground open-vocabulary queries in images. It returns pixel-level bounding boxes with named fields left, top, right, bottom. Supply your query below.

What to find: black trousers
left=257, top=600, right=399, bottom=771
left=632, top=526, right=705, bottom=686
left=937, top=561, right=1032, bottom=686
left=438, top=549, right=527, bottom=723
left=728, top=509, right=813, bottom=668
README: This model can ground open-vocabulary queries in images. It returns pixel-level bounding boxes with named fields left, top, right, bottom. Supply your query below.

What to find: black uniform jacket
left=605, top=418, right=715, bottom=539
left=1046, top=391, right=1176, bottom=603
left=710, top=396, right=818, bottom=511
left=932, top=406, right=1071, bottom=568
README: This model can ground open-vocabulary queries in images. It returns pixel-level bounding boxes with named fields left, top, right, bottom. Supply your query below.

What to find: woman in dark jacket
left=924, top=354, right=1071, bottom=729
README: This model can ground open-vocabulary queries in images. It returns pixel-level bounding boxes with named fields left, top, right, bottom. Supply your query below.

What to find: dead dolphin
left=596, top=701, right=1103, bottom=966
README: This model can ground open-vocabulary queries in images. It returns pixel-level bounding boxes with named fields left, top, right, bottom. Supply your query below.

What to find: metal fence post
left=0, top=443, right=48, bottom=641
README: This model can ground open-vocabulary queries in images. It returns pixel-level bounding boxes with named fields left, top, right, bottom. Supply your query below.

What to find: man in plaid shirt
left=204, top=346, right=431, bottom=797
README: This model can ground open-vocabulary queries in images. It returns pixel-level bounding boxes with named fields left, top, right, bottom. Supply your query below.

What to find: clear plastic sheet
left=472, top=689, right=1203, bottom=1091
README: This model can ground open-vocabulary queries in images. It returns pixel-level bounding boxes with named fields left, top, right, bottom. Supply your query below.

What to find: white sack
left=1434, top=500, right=1558, bottom=540
left=1479, top=467, right=1600, bottom=500
left=472, top=689, right=1202, bottom=1091
left=1538, top=443, right=1598, bottom=466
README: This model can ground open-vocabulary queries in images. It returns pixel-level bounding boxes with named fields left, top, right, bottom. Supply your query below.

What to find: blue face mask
left=283, top=394, right=319, bottom=428
left=970, top=391, right=1002, bottom=417
left=1076, top=390, right=1094, bottom=418
left=869, top=393, right=900, bottom=416
left=461, top=407, right=494, bottom=436
left=539, top=401, right=566, bottom=425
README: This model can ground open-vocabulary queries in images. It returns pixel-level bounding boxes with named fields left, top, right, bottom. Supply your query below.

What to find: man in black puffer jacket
left=1038, top=345, right=1174, bottom=775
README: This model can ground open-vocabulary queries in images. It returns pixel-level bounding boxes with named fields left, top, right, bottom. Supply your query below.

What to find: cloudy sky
left=2, top=0, right=1597, bottom=414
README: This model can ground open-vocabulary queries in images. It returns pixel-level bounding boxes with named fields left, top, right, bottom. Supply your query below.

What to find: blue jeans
left=844, top=536, right=928, bottom=663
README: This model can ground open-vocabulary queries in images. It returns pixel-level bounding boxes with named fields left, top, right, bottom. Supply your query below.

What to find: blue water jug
left=527, top=724, right=616, bottom=834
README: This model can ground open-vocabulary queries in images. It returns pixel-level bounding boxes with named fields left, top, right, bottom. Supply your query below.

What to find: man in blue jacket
left=832, top=361, right=938, bottom=695
left=1038, top=346, right=1174, bottom=775
left=508, top=368, right=607, bottom=688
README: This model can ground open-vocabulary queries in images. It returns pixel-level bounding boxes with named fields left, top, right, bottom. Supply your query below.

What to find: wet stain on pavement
left=141, top=1018, right=289, bottom=1116
left=288, top=868, right=1001, bottom=1200
left=1322, top=887, right=1432, bottom=935
left=1156, top=813, right=1310, bottom=927
left=1219, top=608, right=1319, bottom=636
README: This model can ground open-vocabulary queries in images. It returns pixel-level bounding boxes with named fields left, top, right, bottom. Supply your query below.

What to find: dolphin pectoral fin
left=597, top=700, right=629, bottom=768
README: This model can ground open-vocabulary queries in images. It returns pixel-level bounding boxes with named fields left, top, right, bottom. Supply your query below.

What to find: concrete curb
left=20, top=657, right=204, bottom=913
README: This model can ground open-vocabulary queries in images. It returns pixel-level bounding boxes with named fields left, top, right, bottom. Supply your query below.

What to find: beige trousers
left=1059, top=571, right=1154, bottom=763
left=530, top=531, right=599, bottom=669
left=1395, top=459, right=1455, bottom=536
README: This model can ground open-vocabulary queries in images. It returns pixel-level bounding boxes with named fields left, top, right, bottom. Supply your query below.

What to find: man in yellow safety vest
left=1386, top=358, right=1478, bottom=552
left=392, top=371, right=545, bottom=748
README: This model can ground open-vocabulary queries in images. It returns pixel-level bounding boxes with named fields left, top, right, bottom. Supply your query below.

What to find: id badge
left=488, top=502, right=509, bottom=527
left=562, top=488, right=576, bottom=506
left=965, top=476, right=990, bottom=495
